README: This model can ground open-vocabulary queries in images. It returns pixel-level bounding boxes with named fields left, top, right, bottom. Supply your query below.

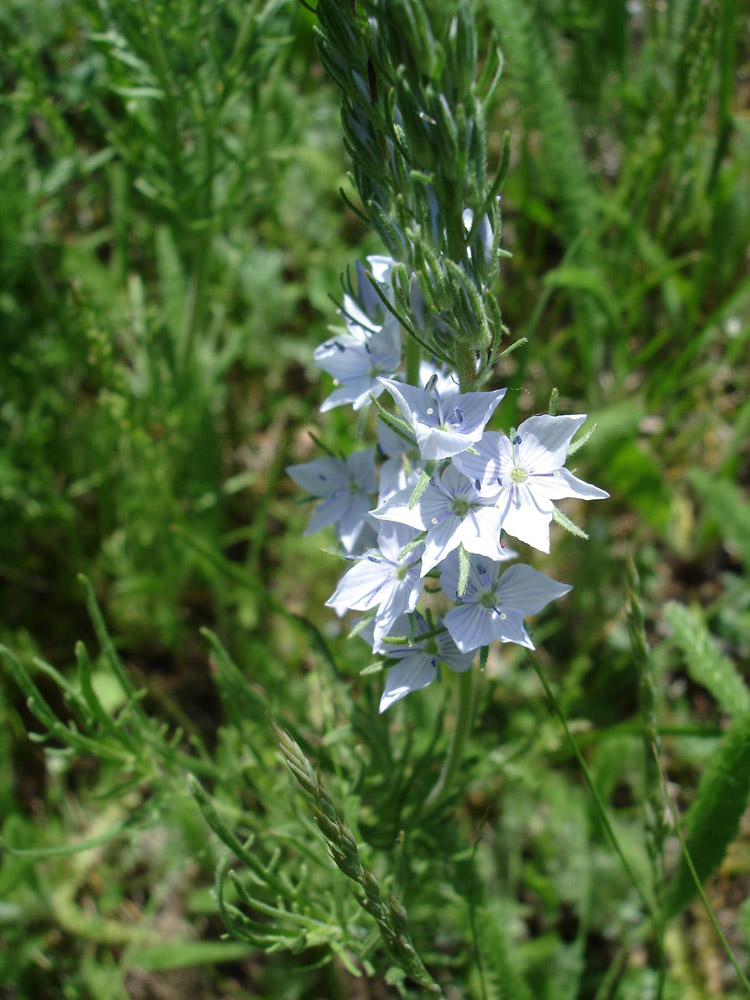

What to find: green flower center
left=452, top=498, right=470, bottom=517
left=510, top=465, right=529, bottom=484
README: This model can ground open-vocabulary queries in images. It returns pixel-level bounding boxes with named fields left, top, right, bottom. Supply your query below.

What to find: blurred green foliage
left=0, top=0, right=749, bottom=997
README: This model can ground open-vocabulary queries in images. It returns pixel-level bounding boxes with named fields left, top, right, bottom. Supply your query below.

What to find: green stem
left=425, top=667, right=475, bottom=807
left=456, top=341, right=478, bottom=392
left=526, top=651, right=655, bottom=920
left=405, top=333, right=421, bottom=387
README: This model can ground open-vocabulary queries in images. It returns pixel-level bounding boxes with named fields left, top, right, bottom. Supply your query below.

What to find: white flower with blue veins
left=365, top=612, right=474, bottom=713
left=440, top=551, right=572, bottom=653
left=452, top=413, right=609, bottom=553
left=377, top=376, right=506, bottom=461
left=286, top=449, right=376, bottom=554
left=313, top=314, right=401, bottom=413
left=372, top=463, right=515, bottom=577
left=326, top=523, right=424, bottom=651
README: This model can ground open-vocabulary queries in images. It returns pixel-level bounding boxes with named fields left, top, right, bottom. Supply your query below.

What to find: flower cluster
left=288, top=262, right=608, bottom=713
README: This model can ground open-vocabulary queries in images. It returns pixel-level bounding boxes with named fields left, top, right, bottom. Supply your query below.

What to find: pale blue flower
left=326, top=523, right=424, bottom=650
left=452, top=414, right=609, bottom=553
left=369, top=612, right=474, bottom=713
left=377, top=377, right=506, bottom=460
left=286, top=449, right=376, bottom=554
left=314, top=315, right=401, bottom=412
left=372, top=464, right=513, bottom=576
left=440, top=552, right=572, bottom=653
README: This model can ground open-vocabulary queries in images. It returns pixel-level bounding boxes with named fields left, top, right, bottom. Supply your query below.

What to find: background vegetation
left=1, top=0, right=748, bottom=997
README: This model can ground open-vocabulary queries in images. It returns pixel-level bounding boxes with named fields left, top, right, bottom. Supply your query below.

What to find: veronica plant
left=288, top=0, right=608, bottom=763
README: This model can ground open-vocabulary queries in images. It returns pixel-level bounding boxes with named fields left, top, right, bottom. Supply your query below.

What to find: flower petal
left=501, top=484, right=555, bottom=553
left=337, top=495, right=375, bottom=553
left=346, top=449, right=377, bottom=493
left=444, top=601, right=497, bottom=652
left=516, top=414, right=587, bottom=472
left=415, top=426, right=479, bottom=460
left=379, top=654, right=437, bottom=712
left=378, top=378, right=437, bottom=429
left=320, top=377, right=384, bottom=412
left=489, top=607, right=535, bottom=648
left=421, top=515, right=462, bottom=576
left=305, top=493, right=351, bottom=535
left=326, top=556, right=391, bottom=615
left=371, top=487, right=428, bottom=530
left=529, top=467, right=609, bottom=502
left=314, top=336, right=370, bottom=380
left=445, top=389, right=507, bottom=439
left=286, top=457, right=348, bottom=496
left=455, top=506, right=506, bottom=561
left=436, top=631, right=475, bottom=672
left=494, top=563, right=572, bottom=616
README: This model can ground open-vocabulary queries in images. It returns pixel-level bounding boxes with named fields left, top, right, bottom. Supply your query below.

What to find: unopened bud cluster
left=314, top=0, right=510, bottom=388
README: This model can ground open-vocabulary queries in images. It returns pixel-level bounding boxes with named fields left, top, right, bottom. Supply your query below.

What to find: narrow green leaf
left=567, top=421, right=598, bottom=456
left=457, top=543, right=471, bottom=599
left=496, top=336, right=526, bottom=359
left=367, top=394, right=417, bottom=446
left=189, top=775, right=257, bottom=871
left=552, top=506, right=589, bottom=539
left=348, top=608, right=377, bottom=639
left=2, top=820, right=134, bottom=858
left=129, top=940, right=253, bottom=971
left=409, top=462, right=436, bottom=509
left=397, top=530, right=427, bottom=561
